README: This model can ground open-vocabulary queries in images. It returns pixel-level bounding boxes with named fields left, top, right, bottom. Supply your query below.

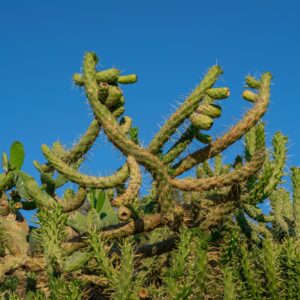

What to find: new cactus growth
left=0, top=52, right=299, bottom=299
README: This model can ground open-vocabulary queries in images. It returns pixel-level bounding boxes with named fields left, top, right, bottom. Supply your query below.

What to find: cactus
left=0, top=52, right=300, bottom=299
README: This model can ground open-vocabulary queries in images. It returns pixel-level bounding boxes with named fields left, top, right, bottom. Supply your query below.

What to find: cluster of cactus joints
left=1, top=51, right=300, bottom=299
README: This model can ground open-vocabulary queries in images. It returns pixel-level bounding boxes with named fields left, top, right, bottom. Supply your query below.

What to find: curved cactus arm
left=42, top=144, right=130, bottom=188
left=82, top=52, right=171, bottom=181
left=39, top=119, right=101, bottom=173
left=171, top=149, right=265, bottom=192
left=61, top=119, right=101, bottom=165
left=147, top=66, right=223, bottom=155
left=57, top=187, right=87, bottom=213
left=112, top=156, right=142, bottom=207
left=172, top=72, right=272, bottom=176
left=23, top=178, right=57, bottom=209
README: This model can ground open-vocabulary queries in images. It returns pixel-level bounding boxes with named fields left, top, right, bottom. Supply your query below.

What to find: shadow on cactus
left=0, top=52, right=299, bottom=299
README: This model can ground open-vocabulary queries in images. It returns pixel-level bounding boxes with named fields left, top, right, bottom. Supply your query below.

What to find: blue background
left=1, top=1, right=299, bottom=221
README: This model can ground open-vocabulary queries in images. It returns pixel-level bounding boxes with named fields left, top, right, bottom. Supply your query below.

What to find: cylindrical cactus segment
left=189, top=113, right=213, bottom=130
left=73, top=68, right=120, bottom=86
left=206, top=87, right=230, bottom=99
left=73, top=73, right=85, bottom=86
left=243, top=90, right=258, bottom=103
left=245, top=76, right=261, bottom=89
left=196, top=104, right=222, bottom=118
left=118, top=74, right=138, bottom=84
left=112, top=156, right=141, bottom=207
left=172, top=72, right=272, bottom=177
left=105, top=86, right=123, bottom=108
left=95, top=68, right=120, bottom=83
left=41, top=144, right=129, bottom=188
left=147, top=65, right=223, bottom=154
left=58, top=187, right=87, bottom=213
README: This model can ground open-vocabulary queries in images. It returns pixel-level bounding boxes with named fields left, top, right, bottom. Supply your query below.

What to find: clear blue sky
left=1, top=1, right=299, bottom=220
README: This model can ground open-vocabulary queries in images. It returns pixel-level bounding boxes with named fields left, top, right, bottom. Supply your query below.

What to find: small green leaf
left=10, top=141, right=25, bottom=170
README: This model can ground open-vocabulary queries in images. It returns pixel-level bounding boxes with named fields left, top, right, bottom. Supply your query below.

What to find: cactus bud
left=243, top=90, right=258, bottom=103
left=206, top=87, right=230, bottom=99
left=196, top=104, right=222, bottom=118
left=245, top=76, right=261, bottom=89
left=73, top=73, right=84, bottom=86
left=189, top=113, right=213, bottom=130
left=105, top=86, right=123, bottom=107
left=118, top=74, right=138, bottom=84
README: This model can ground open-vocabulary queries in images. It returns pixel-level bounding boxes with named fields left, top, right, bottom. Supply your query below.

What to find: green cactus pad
left=9, top=141, right=25, bottom=170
